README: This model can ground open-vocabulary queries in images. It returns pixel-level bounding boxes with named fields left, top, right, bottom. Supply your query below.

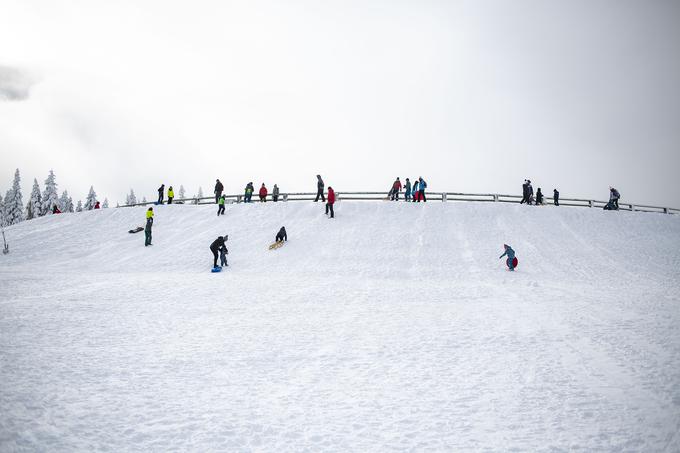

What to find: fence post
left=493, top=194, right=499, bottom=202
left=631, top=204, right=636, bottom=212
left=442, top=193, right=447, bottom=202
left=664, top=207, right=668, bottom=214
left=589, top=200, right=593, bottom=208
left=237, top=195, right=242, bottom=203
left=283, top=194, right=288, bottom=202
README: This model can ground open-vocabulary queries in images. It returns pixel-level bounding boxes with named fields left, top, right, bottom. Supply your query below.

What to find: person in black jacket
left=275, top=227, right=287, bottom=243
left=553, top=189, right=559, bottom=206
left=214, top=179, right=224, bottom=203
left=535, top=188, right=544, bottom=205
left=520, top=180, right=529, bottom=204
left=157, top=184, right=165, bottom=204
left=210, top=235, right=228, bottom=268
left=314, top=175, right=325, bottom=202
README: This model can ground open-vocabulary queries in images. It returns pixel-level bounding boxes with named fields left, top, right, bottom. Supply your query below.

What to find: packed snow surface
left=1, top=202, right=680, bottom=451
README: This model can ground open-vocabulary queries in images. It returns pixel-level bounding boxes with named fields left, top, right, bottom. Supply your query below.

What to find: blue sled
left=211, top=266, right=222, bottom=273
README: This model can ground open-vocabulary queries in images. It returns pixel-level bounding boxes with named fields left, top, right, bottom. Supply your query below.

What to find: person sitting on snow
left=276, top=226, right=287, bottom=243
left=499, top=244, right=517, bottom=271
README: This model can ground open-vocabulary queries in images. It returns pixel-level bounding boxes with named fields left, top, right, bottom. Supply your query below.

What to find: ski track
left=1, top=202, right=680, bottom=452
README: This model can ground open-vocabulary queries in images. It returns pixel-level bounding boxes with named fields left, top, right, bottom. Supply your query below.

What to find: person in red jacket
left=326, top=186, right=335, bottom=218
left=390, top=177, right=402, bottom=201
left=259, top=183, right=268, bottom=202
left=94, top=201, right=100, bottom=209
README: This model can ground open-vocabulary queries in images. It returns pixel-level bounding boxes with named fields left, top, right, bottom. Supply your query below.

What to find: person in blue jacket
left=417, top=177, right=427, bottom=202
left=499, top=244, right=516, bottom=271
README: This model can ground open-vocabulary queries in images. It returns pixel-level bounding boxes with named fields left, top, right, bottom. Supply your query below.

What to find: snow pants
left=145, top=228, right=152, bottom=246
left=315, top=188, right=326, bottom=202
left=220, top=251, right=228, bottom=267
left=217, top=205, right=225, bottom=216
left=157, top=193, right=163, bottom=204
left=168, top=197, right=173, bottom=204
left=405, top=190, right=411, bottom=201
left=211, top=247, right=219, bottom=268
left=326, top=202, right=334, bottom=218
left=417, top=190, right=426, bottom=202
left=506, top=257, right=515, bottom=270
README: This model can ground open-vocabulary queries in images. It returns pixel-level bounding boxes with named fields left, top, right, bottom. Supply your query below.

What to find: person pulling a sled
left=276, top=226, right=287, bottom=243
left=499, top=244, right=516, bottom=271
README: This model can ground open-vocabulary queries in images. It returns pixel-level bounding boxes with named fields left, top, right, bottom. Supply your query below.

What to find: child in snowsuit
left=219, top=244, right=228, bottom=267
left=499, top=244, right=516, bottom=271
left=217, top=195, right=226, bottom=216
left=276, top=226, right=287, bottom=242
left=535, top=188, right=543, bottom=205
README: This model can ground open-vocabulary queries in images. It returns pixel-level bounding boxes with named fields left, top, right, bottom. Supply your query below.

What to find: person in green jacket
left=167, top=186, right=174, bottom=204
left=217, top=194, right=226, bottom=216
left=145, top=207, right=154, bottom=246
left=244, top=182, right=254, bottom=203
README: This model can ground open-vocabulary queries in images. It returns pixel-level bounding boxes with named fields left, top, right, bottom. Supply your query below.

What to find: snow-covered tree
left=42, top=170, right=59, bottom=215
left=3, top=169, right=24, bottom=225
left=197, top=186, right=204, bottom=198
left=141, top=196, right=147, bottom=204
left=126, top=189, right=137, bottom=206
left=179, top=185, right=186, bottom=199
left=59, top=190, right=73, bottom=213
left=76, top=200, right=83, bottom=212
left=102, top=198, right=109, bottom=208
left=27, top=178, right=42, bottom=220
left=0, top=192, right=4, bottom=227
left=84, top=186, right=97, bottom=210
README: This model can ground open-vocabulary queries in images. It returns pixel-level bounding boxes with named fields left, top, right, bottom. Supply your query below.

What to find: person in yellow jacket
left=217, top=194, right=226, bottom=216
left=145, top=207, right=154, bottom=246
left=167, top=186, right=174, bottom=204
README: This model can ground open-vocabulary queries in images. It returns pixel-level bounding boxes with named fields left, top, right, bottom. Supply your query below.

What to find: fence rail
left=117, top=191, right=680, bottom=215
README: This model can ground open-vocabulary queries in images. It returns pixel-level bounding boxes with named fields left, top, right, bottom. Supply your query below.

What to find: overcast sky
left=1, top=0, right=679, bottom=207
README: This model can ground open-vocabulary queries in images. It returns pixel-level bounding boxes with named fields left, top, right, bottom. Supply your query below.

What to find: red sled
left=506, top=257, right=518, bottom=269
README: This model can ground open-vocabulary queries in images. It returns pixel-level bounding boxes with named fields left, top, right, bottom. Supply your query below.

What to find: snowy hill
left=1, top=202, right=680, bottom=451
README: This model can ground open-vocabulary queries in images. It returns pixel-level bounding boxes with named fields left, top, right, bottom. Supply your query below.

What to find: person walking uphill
left=499, top=244, right=517, bottom=271
left=217, top=194, right=226, bottom=216
left=391, top=178, right=402, bottom=201
left=167, top=186, right=174, bottom=204
left=210, top=235, right=228, bottom=269
left=145, top=207, right=154, bottom=246
left=214, top=179, right=224, bottom=204
left=259, top=184, right=268, bottom=202
left=325, top=186, right=336, bottom=218
left=157, top=184, right=165, bottom=204
left=315, top=175, right=325, bottom=202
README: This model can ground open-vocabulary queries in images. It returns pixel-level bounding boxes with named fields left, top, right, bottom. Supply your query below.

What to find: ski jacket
left=218, top=196, right=225, bottom=206
left=500, top=246, right=515, bottom=259
left=393, top=180, right=402, bottom=191
left=158, top=185, right=164, bottom=194
left=245, top=184, right=253, bottom=194
left=317, top=177, right=324, bottom=189
left=328, top=188, right=336, bottom=204
left=146, top=210, right=154, bottom=219
left=419, top=179, right=427, bottom=190
left=610, top=189, right=620, bottom=200
left=259, top=186, right=268, bottom=197
left=273, top=186, right=280, bottom=196
left=168, top=189, right=174, bottom=198
left=215, top=181, right=224, bottom=193
left=210, top=236, right=226, bottom=251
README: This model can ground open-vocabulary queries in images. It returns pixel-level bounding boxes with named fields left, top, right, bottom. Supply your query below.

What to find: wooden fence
left=118, top=192, right=680, bottom=215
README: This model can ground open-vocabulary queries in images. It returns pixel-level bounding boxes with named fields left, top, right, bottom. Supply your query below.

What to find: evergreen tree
left=102, top=198, right=109, bottom=208
left=179, top=185, right=186, bottom=199
left=27, top=178, right=42, bottom=220
left=126, top=189, right=137, bottom=205
left=76, top=200, right=83, bottom=212
left=4, top=169, right=24, bottom=225
left=0, top=192, right=4, bottom=227
left=42, top=170, right=59, bottom=215
left=84, top=186, right=97, bottom=210
left=59, top=190, right=73, bottom=213
left=197, top=186, right=204, bottom=198
left=141, top=196, right=147, bottom=204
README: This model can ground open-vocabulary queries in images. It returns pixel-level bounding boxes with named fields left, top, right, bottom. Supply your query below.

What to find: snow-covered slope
left=1, top=202, right=680, bottom=451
